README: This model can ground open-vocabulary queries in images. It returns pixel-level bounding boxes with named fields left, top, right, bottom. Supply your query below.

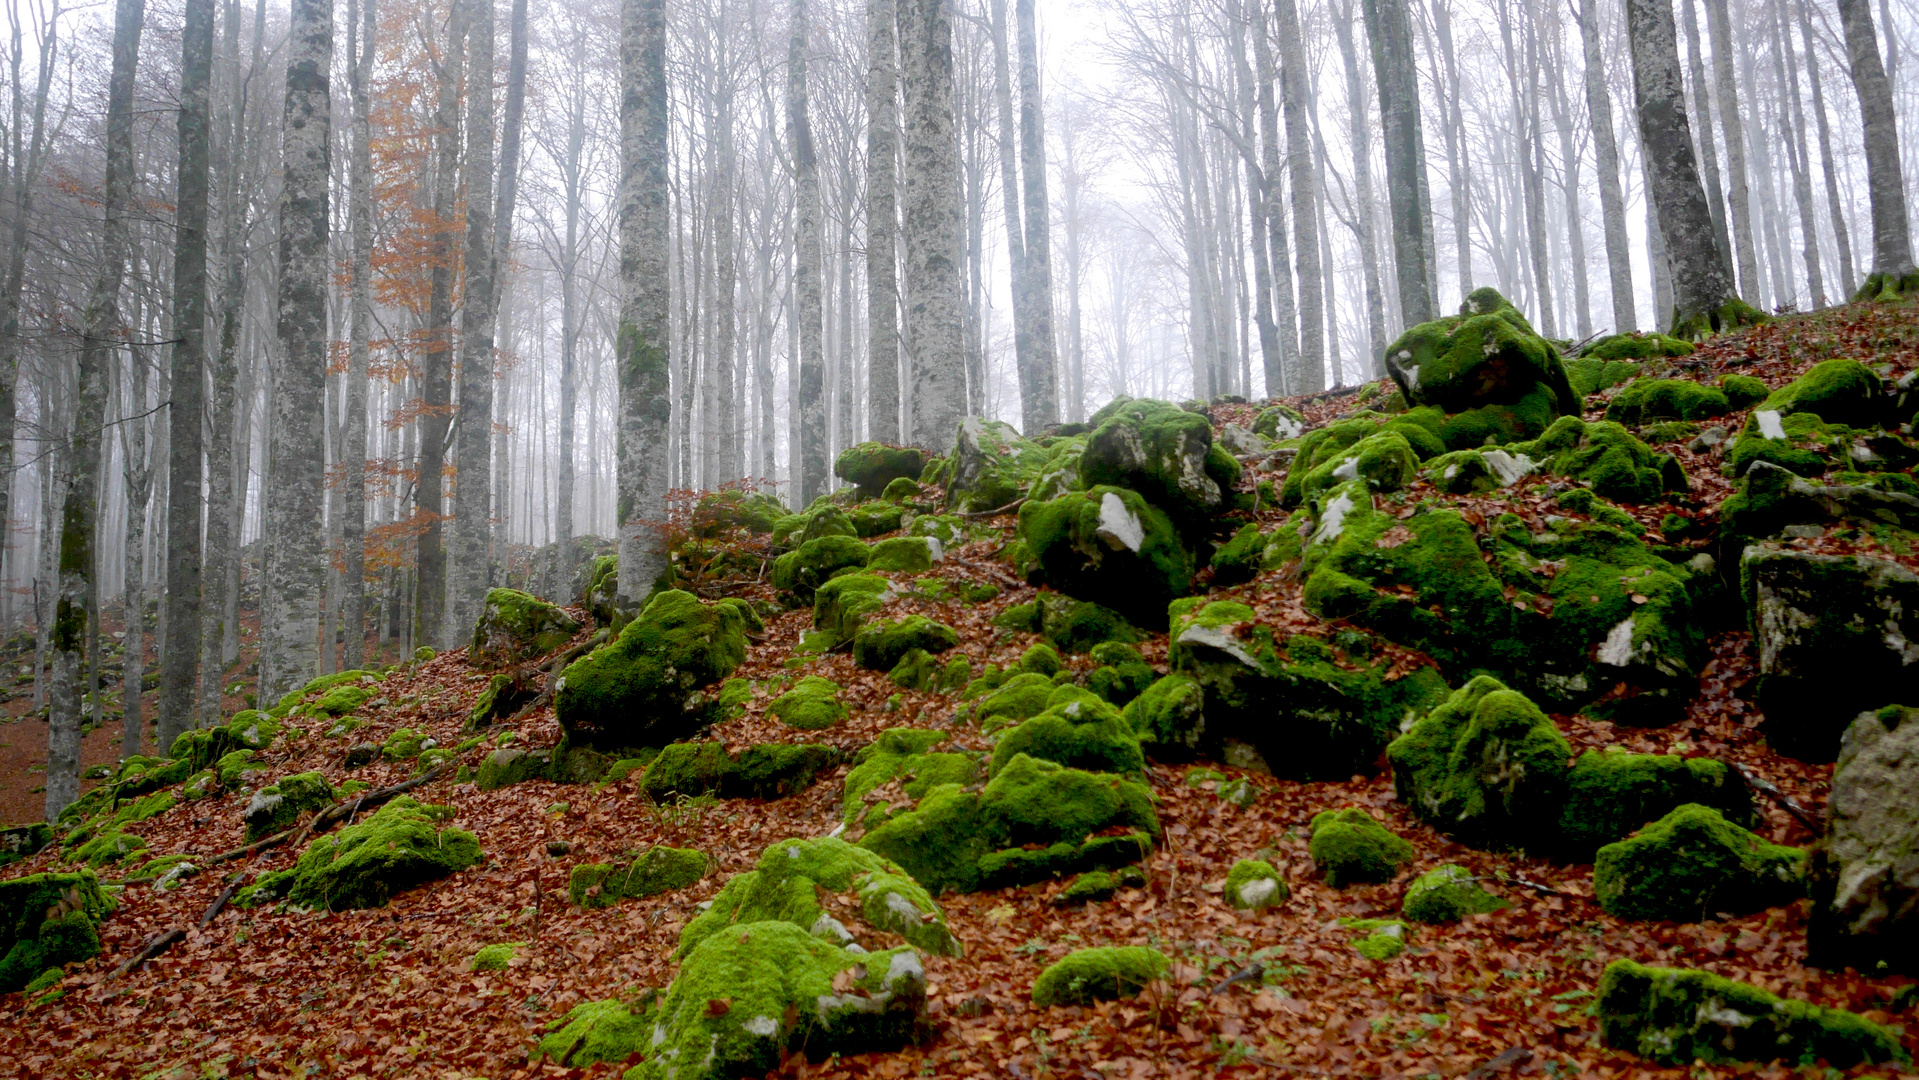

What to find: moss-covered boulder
left=242, top=771, right=336, bottom=842
left=1421, top=447, right=1537, bottom=494
left=1596, top=959, right=1906, bottom=1067
left=691, top=488, right=787, bottom=536
left=1604, top=377, right=1729, bottom=424
left=1292, top=431, right=1420, bottom=505
left=469, top=588, right=582, bottom=669
left=1122, top=672, right=1207, bottom=756
left=1555, top=749, right=1754, bottom=859
left=846, top=501, right=905, bottom=538
left=474, top=746, right=550, bottom=791
left=771, top=502, right=859, bottom=549
left=531, top=998, right=652, bottom=1069
left=1017, top=486, right=1194, bottom=628
left=553, top=589, right=750, bottom=753
left=1277, top=413, right=1446, bottom=507
left=1513, top=416, right=1686, bottom=502
left=679, top=836, right=959, bottom=959
left=975, top=672, right=1058, bottom=730
left=865, top=535, right=940, bottom=573
left=1309, top=808, right=1415, bottom=887
left=1387, top=677, right=1571, bottom=852
left=767, top=676, right=846, bottom=730
left=990, top=590, right=1140, bottom=654
left=1054, top=866, right=1146, bottom=906
left=841, top=729, right=984, bottom=830
left=1079, top=396, right=1240, bottom=523
left=770, top=535, right=871, bottom=603
left=1742, top=545, right=1918, bottom=760
left=939, top=417, right=1056, bottom=513
left=811, top=572, right=893, bottom=649
left=1224, top=859, right=1289, bottom=910
left=887, top=648, right=968, bottom=692
left=639, top=742, right=841, bottom=802
left=1754, top=358, right=1886, bottom=430
left=569, top=846, right=707, bottom=909
left=469, top=942, right=521, bottom=972
left=1564, top=356, right=1642, bottom=398
left=0, top=872, right=110, bottom=992
left=1185, top=766, right=1258, bottom=807
left=1031, top=946, right=1168, bottom=1008
left=1593, top=804, right=1803, bottom=921
left=989, top=687, right=1144, bottom=777
left=1085, top=641, right=1156, bottom=707
left=1166, top=600, right=1450, bottom=779
left=860, top=753, right=1159, bottom=894
left=836, top=442, right=931, bottom=499
left=1380, top=288, right=1581, bottom=450
left=1809, top=706, right=1919, bottom=976
left=168, top=707, right=290, bottom=775
left=1401, top=865, right=1508, bottom=922
left=0, top=825, right=51, bottom=871
left=1253, top=403, right=1306, bottom=440
left=1581, top=331, right=1695, bottom=361
left=1345, top=918, right=1413, bottom=960
left=851, top=614, right=958, bottom=671
left=242, top=797, right=482, bottom=911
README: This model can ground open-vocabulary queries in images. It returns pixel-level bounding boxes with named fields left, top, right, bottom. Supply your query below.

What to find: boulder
left=1578, top=331, right=1695, bottom=361
left=238, top=797, right=482, bottom=911
left=1380, top=288, right=1582, bottom=449
left=851, top=615, right=959, bottom=671
left=1308, top=808, right=1415, bottom=887
left=1742, top=544, right=1919, bottom=760
left=1084, top=641, right=1156, bottom=706
left=0, top=872, right=110, bottom=992
left=569, top=846, right=707, bottom=909
left=691, top=488, right=787, bottom=536
left=1278, top=413, right=1445, bottom=507
left=1401, top=865, right=1508, bottom=922
left=1224, top=859, right=1289, bottom=910
left=553, top=589, right=750, bottom=753
left=939, top=417, right=1056, bottom=513
left=770, top=535, right=870, bottom=602
left=1808, top=705, right=1919, bottom=976
left=1216, top=423, right=1270, bottom=457
left=1079, top=396, right=1240, bottom=523
left=1753, top=358, right=1886, bottom=430
left=1291, top=431, right=1420, bottom=505
left=469, top=588, right=582, bottom=669
left=811, top=573, right=894, bottom=648
left=1593, top=804, right=1802, bottom=921
left=866, top=535, right=940, bottom=573
left=242, top=771, right=336, bottom=842
left=1122, top=673, right=1207, bottom=756
left=1512, top=417, right=1686, bottom=503
left=846, top=500, right=905, bottom=538
left=989, top=590, right=1140, bottom=654
left=1721, top=460, right=1919, bottom=546
left=887, top=648, right=970, bottom=692
left=989, top=687, right=1145, bottom=777
left=1344, top=918, right=1413, bottom=960
left=639, top=742, right=841, bottom=802
left=771, top=502, right=859, bottom=548
left=1054, top=867, right=1146, bottom=906
left=530, top=999, right=653, bottom=1069
left=1596, top=959, right=1905, bottom=1067
left=1604, top=377, right=1729, bottom=425
left=474, top=747, right=550, bottom=791
left=835, top=442, right=931, bottom=499
left=1422, top=447, right=1536, bottom=494
left=1031, top=946, right=1168, bottom=1007
left=767, top=676, right=846, bottom=730
left=1253, top=404, right=1306, bottom=441
left=975, top=672, right=1060, bottom=731
left=1387, top=677, right=1572, bottom=851
left=1018, top=486, right=1195, bottom=628
left=841, top=729, right=984, bottom=831
left=1554, top=749, right=1754, bottom=859
left=1720, top=373, right=1771, bottom=409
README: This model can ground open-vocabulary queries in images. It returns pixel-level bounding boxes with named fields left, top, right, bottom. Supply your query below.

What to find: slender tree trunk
left=1252, top=0, right=1299, bottom=391
left=1837, top=0, right=1916, bottom=293
left=1797, top=1, right=1856, bottom=294
left=557, top=30, right=585, bottom=538
left=451, top=0, right=495, bottom=642
left=119, top=344, right=150, bottom=757
left=987, top=0, right=1032, bottom=420
left=1500, top=0, right=1554, bottom=332
left=341, top=0, right=373, bottom=669
left=1544, top=6, right=1592, bottom=337
left=1701, top=0, right=1761, bottom=300
left=1767, top=0, right=1822, bottom=306
left=1577, top=0, right=1638, bottom=331
left=487, top=0, right=527, bottom=567
left=1014, top=0, right=1057, bottom=428
left=49, top=0, right=143, bottom=819
left=1430, top=0, right=1473, bottom=296
left=1227, top=6, right=1280, bottom=396
left=1275, top=0, right=1324, bottom=386
left=417, top=0, right=464, bottom=647
left=866, top=0, right=900, bottom=442
left=900, top=0, right=967, bottom=450
left=790, top=0, right=826, bottom=502
left=616, top=0, right=672, bottom=609
left=711, top=52, right=738, bottom=481
left=1362, top=0, right=1434, bottom=326
left=1678, top=0, right=1733, bottom=279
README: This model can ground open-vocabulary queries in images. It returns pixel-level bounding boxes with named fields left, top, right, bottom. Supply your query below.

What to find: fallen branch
left=1464, top=1046, right=1535, bottom=1078
left=1729, top=761, right=1823, bottom=835
left=110, top=928, right=183, bottom=979
left=198, top=762, right=456, bottom=867
left=956, top=497, right=1026, bottom=518
left=198, top=880, right=241, bottom=928
left=1209, top=962, right=1264, bottom=995
left=1506, top=873, right=1569, bottom=898
left=502, top=629, right=609, bottom=725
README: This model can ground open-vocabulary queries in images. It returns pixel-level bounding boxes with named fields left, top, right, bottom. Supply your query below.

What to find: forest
left=0, top=0, right=1917, bottom=1072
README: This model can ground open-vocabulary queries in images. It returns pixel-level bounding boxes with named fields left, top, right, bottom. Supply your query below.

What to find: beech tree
left=1838, top=0, right=1916, bottom=296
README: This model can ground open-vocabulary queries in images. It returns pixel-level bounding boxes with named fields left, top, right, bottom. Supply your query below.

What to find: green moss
left=471, top=747, right=546, bottom=791
left=847, top=501, right=906, bottom=538
left=1597, top=959, right=1906, bottom=1066
left=1184, top=766, right=1258, bottom=807
left=1594, top=804, right=1803, bottom=921
left=0, top=872, right=111, bottom=993
left=1017, top=643, right=1062, bottom=676
left=1755, top=358, right=1885, bottom=430
left=1308, top=808, right=1415, bottom=886
left=945, top=417, right=1056, bottom=513
left=1344, top=918, right=1412, bottom=960
left=1224, top=859, right=1289, bottom=910
left=531, top=998, right=652, bottom=1069
left=470, top=588, right=582, bottom=668
left=1555, top=750, right=1753, bottom=859
left=692, top=489, right=786, bottom=536
left=771, top=535, right=871, bottom=602
left=69, top=829, right=145, bottom=869
left=1017, top=486, right=1194, bottom=629
left=1583, top=332, right=1695, bottom=361
left=242, top=797, right=484, bottom=911
left=1084, top=642, right=1156, bottom=707
left=852, top=614, right=958, bottom=671
left=1516, top=418, right=1684, bottom=503
left=1605, top=377, right=1729, bottom=424
left=1380, top=290, right=1580, bottom=450
left=1253, top=404, right=1306, bottom=440
left=1720, top=373, right=1771, bottom=410
left=639, top=742, right=841, bottom=801
left=841, top=729, right=983, bottom=829
left=1053, top=867, right=1146, bottom=907
left=1122, top=673, right=1206, bottom=756
left=976, top=672, right=1057, bottom=731
left=1031, top=946, right=1168, bottom=1007
left=242, top=771, right=336, bottom=842
left=569, top=846, right=707, bottom=909
left=836, top=442, right=931, bottom=498
left=989, top=688, right=1144, bottom=776
left=1386, top=677, right=1570, bottom=852
left=1401, top=865, right=1509, bottom=922
left=768, top=676, right=846, bottom=730
left=554, top=589, right=749, bottom=753
left=1079, top=397, right=1239, bottom=523
left=771, top=503, right=859, bottom=548
left=469, top=942, right=521, bottom=972
left=1554, top=487, right=1640, bottom=533
left=1565, top=357, right=1642, bottom=399
left=866, top=536, right=939, bottom=573
left=990, top=591, right=1140, bottom=654
left=1728, top=409, right=1840, bottom=478
left=1295, top=431, right=1420, bottom=505
left=810, top=572, right=892, bottom=650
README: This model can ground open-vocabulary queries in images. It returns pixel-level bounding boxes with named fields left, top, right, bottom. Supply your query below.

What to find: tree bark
left=1796, top=0, right=1856, bottom=295
left=118, top=336, right=151, bottom=757
left=1677, top=0, right=1733, bottom=281
left=1499, top=0, right=1554, bottom=334
left=417, top=0, right=464, bottom=647
left=987, top=0, right=1033, bottom=426
left=1362, top=0, right=1435, bottom=326
left=451, top=0, right=496, bottom=643
left=1836, top=0, right=1916, bottom=292
left=1275, top=0, right=1325, bottom=386
left=790, top=0, right=826, bottom=503
left=557, top=28, right=586, bottom=539
left=1577, top=0, right=1638, bottom=332
left=899, top=0, right=967, bottom=450
left=1769, top=0, right=1822, bottom=306
left=865, top=0, right=901, bottom=443
left=710, top=40, right=739, bottom=482
left=1702, top=0, right=1761, bottom=300
left=1429, top=0, right=1473, bottom=296
left=1252, top=0, right=1299, bottom=391
left=341, top=0, right=374, bottom=670
left=1014, top=0, right=1058, bottom=429
left=1543, top=4, right=1592, bottom=337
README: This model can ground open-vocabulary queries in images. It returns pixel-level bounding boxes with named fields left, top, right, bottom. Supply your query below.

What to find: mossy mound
left=866, top=535, right=940, bottom=573
left=639, top=742, right=840, bottom=802
left=242, top=771, right=336, bottom=842
left=1719, top=373, right=1770, bottom=409
left=569, top=847, right=707, bottom=909
left=990, top=591, right=1140, bottom=654
left=1554, top=749, right=1753, bottom=859
left=469, top=942, right=521, bottom=972
left=241, top=797, right=482, bottom=911
left=1293, top=431, right=1420, bottom=505
left=852, top=615, right=958, bottom=671
left=767, top=676, right=846, bottom=730
left=1581, top=332, right=1695, bottom=361
left=1017, top=643, right=1062, bottom=676
left=1053, top=866, right=1146, bottom=907
left=167, top=708, right=289, bottom=778
left=0, top=872, right=111, bottom=993
left=679, top=836, right=959, bottom=959
left=935, top=417, right=1059, bottom=513
left=860, top=753, right=1159, bottom=894
left=1343, top=918, right=1412, bottom=960
left=474, top=747, right=551, bottom=792
left=770, top=535, right=871, bottom=603
left=1727, top=408, right=1846, bottom=478
left=1017, top=486, right=1194, bottom=629
left=1079, top=396, right=1240, bottom=523
left=1604, top=378, right=1729, bottom=425
left=1122, top=673, right=1207, bottom=757
left=811, top=572, right=893, bottom=648
left=1085, top=642, right=1156, bottom=707
left=771, top=502, right=858, bottom=549
left=0, top=825, right=52, bottom=871
left=989, top=687, right=1144, bottom=777
left=846, top=501, right=905, bottom=538
left=841, top=729, right=984, bottom=830
left=1513, top=416, right=1686, bottom=503
left=1277, top=412, right=1445, bottom=507
left=835, top=442, right=931, bottom=499
left=553, top=589, right=750, bottom=754
left=1564, top=356, right=1642, bottom=398
left=1225, top=859, right=1289, bottom=910
left=1754, top=358, right=1886, bottom=430
left=1593, top=804, right=1803, bottom=921
left=1596, top=959, right=1906, bottom=1067
left=469, top=588, right=582, bottom=669
left=691, top=488, right=787, bottom=536
left=975, top=672, right=1059, bottom=730
left=1309, top=809, right=1415, bottom=887
left=1380, top=288, right=1581, bottom=450
left=1387, top=677, right=1571, bottom=852
left=1253, top=404, right=1306, bottom=440
left=887, top=648, right=970, bottom=692
left=1400, top=865, right=1509, bottom=922
left=1030, top=946, right=1168, bottom=1008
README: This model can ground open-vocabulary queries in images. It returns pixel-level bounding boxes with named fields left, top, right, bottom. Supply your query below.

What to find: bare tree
left=792, top=0, right=826, bottom=502
left=1015, top=0, right=1057, bottom=428
left=1362, top=0, right=1435, bottom=326
left=1702, top=0, right=1761, bottom=299
left=1838, top=0, right=1916, bottom=296
left=900, top=0, right=967, bottom=450
left=1576, top=0, right=1638, bottom=331
left=1796, top=0, right=1856, bottom=294
left=1276, top=0, right=1325, bottom=383
left=341, top=0, right=374, bottom=670
left=452, top=0, right=496, bottom=639
left=866, top=0, right=901, bottom=442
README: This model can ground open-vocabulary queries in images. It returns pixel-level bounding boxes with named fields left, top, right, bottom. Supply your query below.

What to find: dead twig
left=1209, top=962, right=1264, bottom=995
left=503, top=629, right=609, bottom=724
left=110, top=928, right=184, bottom=979
left=198, top=880, right=241, bottom=928
left=956, top=498, right=1025, bottom=518
left=1729, top=761, right=1823, bottom=835
left=198, top=762, right=455, bottom=867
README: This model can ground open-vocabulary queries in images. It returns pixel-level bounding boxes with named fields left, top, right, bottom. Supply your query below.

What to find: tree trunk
left=451, top=0, right=495, bottom=643
left=1429, top=0, right=1473, bottom=296
left=866, top=0, right=901, bottom=443
left=1577, top=0, right=1638, bottom=331
left=1769, top=0, right=1822, bottom=306
left=1700, top=0, right=1762, bottom=302
left=1275, top=0, right=1324, bottom=386
left=557, top=29, right=586, bottom=539
left=1543, top=4, right=1592, bottom=337
left=1014, top=0, right=1058, bottom=429
left=1797, top=0, right=1857, bottom=294
left=417, top=0, right=463, bottom=648
left=616, top=0, right=672, bottom=610
left=49, top=0, right=144, bottom=819
left=1252, top=0, right=1299, bottom=391
left=1837, top=0, right=1916, bottom=293
left=899, top=0, right=967, bottom=450
left=118, top=339, right=151, bottom=757
left=987, top=0, right=1032, bottom=422
left=341, top=0, right=374, bottom=669
left=1500, top=0, right=1554, bottom=333
left=1677, top=0, right=1733, bottom=281
left=790, top=0, right=826, bottom=503
left=1362, top=0, right=1434, bottom=327
left=711, top=48, right=739, bottom=481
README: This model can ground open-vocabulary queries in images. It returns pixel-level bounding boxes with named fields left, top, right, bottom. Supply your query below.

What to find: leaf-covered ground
left=4, top=298, right=1918, bottom=1079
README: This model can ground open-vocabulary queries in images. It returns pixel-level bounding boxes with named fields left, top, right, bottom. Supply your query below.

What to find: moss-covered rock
left=975, top=672, right=1058, bottom=731
left=1225, top=859, right=1289, bottom=910
left=639, top=742, right=841, bottom=802
left=469, top=588, right=582, bottom=669
left=1808, top=706, right=1919, bottom=976
left=474, top=747, right=550, bottom=791
left=1564, top=356, right=1643, bottom=398
left=1277, top=413, right=1445, bottom=507
left=569, top=846, right=707, bottom=909
left=242, top=771, right=336, bottom=842
left=770, top=535, right=871, bottom=603
left=1719, top=373, right=1770, bottom=410
left=1031, top=946, right=1168, bottom=1007
left=841, top=729, right=984, bottom=830
left=1401, top=865, right=1508, bottom=922
left=866, top=535, right=940, bottom=573
left=1605, top=377, right=1729, bottom=425
left=767, top=676, right=846, bottom=730
left=554, top=589, right=750, bottom=754
left=989, top=687, right=1144, bottom=776
left=941, top=417, right=1056, bottom=513
left=860, top=753, right=1159, bottom=894
left=1513, top=416, right=1686, bottom=502
left=1017, top=486, right=1194, bottom=628
left=531, top=998, right=652, bottom=1068
left=846, top=501, right=905, bottom=538
left=1380, top=288, right=1581, bottom=450
left=852, top=614, right=958, bottom=671
left=1594, top=804, right=1803, bottom=921
left=1581, top=331, right=1695, bottom=361
left=1253, top=404, right=1306, bottom=440
left=1185, top=766, right=1258, bottom=807
left=1422, top=447, right=1538, bottom=494
left=1079, top=396, right=1240, bottom=523
left=1387, top=677, right=1571, bottom=851
left=1293, top=431, right=1420, bottom=505
left=245, top=797, right=482, bottom=911
left=1084, top=641, right=1156, bottom=707
left=469, top=942, right=521, bottom=972
left=1754, top=358, right=1886, bottom=430
left=0, top=824, right=52, bottom=871
left=990, top=591, right=1140, bottom=654
left=168, top=708, right=289, bottom=776
left=1596, top=959, right=1906, bottom=1066
left=1554, top=749, right=1754, bottom=859
left=0, top=872, right=110, bottom=993
left=836, top=442, right=931, bottom=499
left=1016, top=642, right=1062, bottom=676
left=1309, top=808, right=1415, bottom=887
left=691, top=488, right=787, bottom=536
left=771, top=502, right=860, bottom=549
left=1053, top=866, right=1147, bottom=906
left=811, top=572, right=893, bottom=649
left=1122, top=672, right=1207, bottom=756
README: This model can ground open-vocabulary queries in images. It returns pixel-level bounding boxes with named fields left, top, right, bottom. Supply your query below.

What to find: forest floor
left=4, top=298, right=1919, bottom=1080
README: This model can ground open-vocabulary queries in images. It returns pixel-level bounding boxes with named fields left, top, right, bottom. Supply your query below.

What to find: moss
left=975, top=672, right=1056, bottom=731
left=1308, top=808, right=1414, bottom=886
left=569, top=846, right=707, bottom=909
left=1253, top=404, right=1306, bottom=440
left=846, top=501, right=905, bottom=538
left=691, top=489, right=786, bottom=536
left=881, top=476, right=922, bottom=503
left=474, top=747, right=549, bottom=792
left=810, top=572, right=892, bottom=650
left=1183, top=766, right=1257, bottom=808
left=0, top=872, right=110, bottom=992
left=1053, top=867, right=1146, bottom=907
left=0, top=824, right=52, bottom=870
left=1386, top=677, right=1570, bottom=852
left=991, top=591, right=1140, bottom=654
left=1017, top=642, right=1062, bottom=676
left=768, top=676, right=846, bottom=730
left=1079, top=397, right=1239, bottom=523
left=1594, top=804, right=1803, bottom=921
left=1031, top=946, right=1168, bottom=1007
left=1720, top=373, right=1771, bottom=410
left=1555, top=750, right=1753, bottom=859
left=1380, top=290, right=1580, bottom=450
left=1554, top=487, right=1640, bottom=532
left=554, top=589, right=749, bottom=753
left=1597, top=959, right=1907, bottom=1066
left=945, top=417, right=1056, bottom=513
left=841, top=729, right=984, bottom=829
left=1084, top=642, right=1156, bottom=707
left=1122, top=672, right=1207, bottom=756
left=69, top=829, right=145, bottom=869
left=989, top=689, right=1145, bottom=776
left=1668, top=296, right=1770, bottom=342
left=249, top=797, right=484, bottom=911
left=1225, top=859, right=1289, bottom=910
left=639, top=742, right=841, bottom=801
left=1582, top=332, right=1694, bottom=361
left=836, top=442, right=931, bottom=498
left=531, top=998, right=652, bottom=1069
left=770, top=535, right=872, bottom=602
left=1755, top=358, right=1885, bottom=430
left=771, top=503, right=859, bottom=549
left=470, top=588, right=582, bottom=668
left=1517, top=418, right=1683, bottom=503
left=469, top=942, right=521, bottom=972
left=1017, top=486, right=1195, bottom=629
left=1401, top=865, right=1509, bottom=922
left=1344, top=918, right=1412, bottom=960
left=1605, top=377, right=1729, bottom=425
left=1727, top=409, right=1839, bottom=478
left=215, top=749, right=261, bottom=789
left=1294, top=431, right=1420, bottom=505
left=242, top=771, right=336, bottom=842
left=866, top=536, right=939, bottom=573
left=852, top=615, right=958, bottom=671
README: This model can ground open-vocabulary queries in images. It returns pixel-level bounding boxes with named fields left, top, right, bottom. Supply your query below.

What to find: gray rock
left=1687, top=426, right=1727, bottom=453
left=1809, top=706, right=1919, bottom=977
left=1216, top=423, right=1272, bottom=457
